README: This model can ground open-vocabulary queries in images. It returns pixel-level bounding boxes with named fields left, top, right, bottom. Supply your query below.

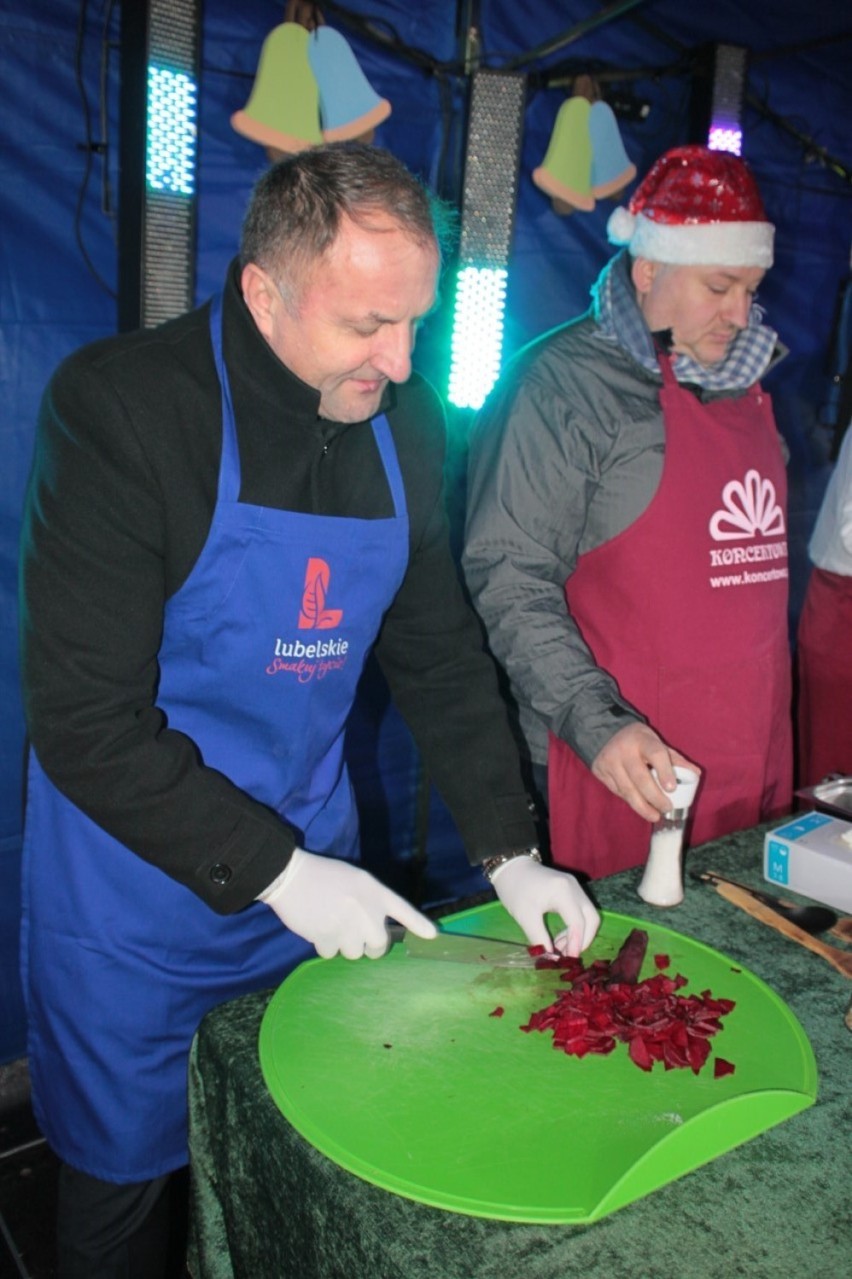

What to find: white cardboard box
left=763, top=812, right=852, bottom=913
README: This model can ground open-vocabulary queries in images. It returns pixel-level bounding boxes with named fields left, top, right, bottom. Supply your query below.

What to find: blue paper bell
left=589, top=100, right=636, bottom=200
left=308, top=27, right=391, bottom=142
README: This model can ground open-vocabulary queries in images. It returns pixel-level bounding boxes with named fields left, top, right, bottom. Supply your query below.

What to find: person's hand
left=491, top=856, right=600, bottom=958
left=262, top=849, right=437, bottom=960
left=591, top=724, right=700, bottom=822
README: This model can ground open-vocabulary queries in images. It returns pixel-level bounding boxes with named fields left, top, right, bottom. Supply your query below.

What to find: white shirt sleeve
left=809, top=425, right=852, bottom=574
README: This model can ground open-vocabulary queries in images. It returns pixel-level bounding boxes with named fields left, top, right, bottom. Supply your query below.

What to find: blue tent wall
left=1, top=0, right=849, bottom=1063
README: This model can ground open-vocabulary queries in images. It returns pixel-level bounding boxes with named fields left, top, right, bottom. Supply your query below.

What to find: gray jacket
left=463, top=257, right=784, bottom=768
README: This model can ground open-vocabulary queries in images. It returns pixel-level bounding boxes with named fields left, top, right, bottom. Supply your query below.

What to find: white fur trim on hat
left=606, top=206, right=635, bottom=245
left=608, top=210, right=774, bottom=268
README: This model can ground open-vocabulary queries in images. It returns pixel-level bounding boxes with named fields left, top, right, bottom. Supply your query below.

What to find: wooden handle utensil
left=711, top=879, right=852, bottom=980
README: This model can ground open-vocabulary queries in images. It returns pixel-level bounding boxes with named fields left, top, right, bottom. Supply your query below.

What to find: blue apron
left=20, top=295, right=410, bottom=1182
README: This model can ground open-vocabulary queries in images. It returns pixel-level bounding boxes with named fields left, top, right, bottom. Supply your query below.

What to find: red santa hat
left=607, top=145, right=774, bottom=268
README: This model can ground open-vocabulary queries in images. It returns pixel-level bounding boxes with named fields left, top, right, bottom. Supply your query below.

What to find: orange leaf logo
left=298, top=557, right=343, bottom=629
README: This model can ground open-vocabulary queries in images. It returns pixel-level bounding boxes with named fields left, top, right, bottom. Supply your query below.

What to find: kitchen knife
left=392, top=926, right=538, bottom=968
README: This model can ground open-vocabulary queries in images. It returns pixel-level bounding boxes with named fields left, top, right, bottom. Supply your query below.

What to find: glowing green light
left=447, top=266, right=508, bottom=410
left=146, top=65, right=198, bottom=196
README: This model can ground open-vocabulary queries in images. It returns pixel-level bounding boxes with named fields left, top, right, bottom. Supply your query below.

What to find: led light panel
left=448, top=70, right=526, bottom=410
left=707, top=45, right=747, bottom=156
left=119, top=0, right=201, bottom=331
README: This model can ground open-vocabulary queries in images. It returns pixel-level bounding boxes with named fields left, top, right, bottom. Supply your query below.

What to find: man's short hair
left=240, top=142, right=455, bottom=295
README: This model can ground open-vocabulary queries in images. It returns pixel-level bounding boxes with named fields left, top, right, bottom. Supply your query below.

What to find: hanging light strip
left=448, top=69, right=526, bottom=411
left=707, top=45, right=748, bottom=156
left=119, top=0, right=201, bottom=331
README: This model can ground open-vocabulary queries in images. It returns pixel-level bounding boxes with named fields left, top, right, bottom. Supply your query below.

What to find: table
left=187, top=824, right=851, bottom=1279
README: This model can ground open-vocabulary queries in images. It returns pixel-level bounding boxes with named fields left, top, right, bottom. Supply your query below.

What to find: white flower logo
left=709, top=469, right=786, bottom=541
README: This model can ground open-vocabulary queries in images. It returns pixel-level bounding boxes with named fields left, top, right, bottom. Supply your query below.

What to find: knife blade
left=395, top=926, right=538, bottom=968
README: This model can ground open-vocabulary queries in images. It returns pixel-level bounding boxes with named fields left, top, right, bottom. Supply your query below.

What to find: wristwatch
left=480, top=846, right=542, bottom=883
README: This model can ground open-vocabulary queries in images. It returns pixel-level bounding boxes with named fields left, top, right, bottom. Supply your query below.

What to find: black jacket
left=20, top=260, right=536, bottom=912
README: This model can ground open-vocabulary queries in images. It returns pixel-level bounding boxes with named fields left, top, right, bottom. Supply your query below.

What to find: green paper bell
left=532, top=96, right=594, bottom=213
left=231, top=23, right=322, bottom=155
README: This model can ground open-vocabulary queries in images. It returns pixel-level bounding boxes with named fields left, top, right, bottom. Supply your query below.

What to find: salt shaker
left=637, top=766, right=700, bottom=907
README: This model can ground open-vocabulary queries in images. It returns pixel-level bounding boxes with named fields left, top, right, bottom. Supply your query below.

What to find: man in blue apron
left=20, top=143, right=600, bottom=1277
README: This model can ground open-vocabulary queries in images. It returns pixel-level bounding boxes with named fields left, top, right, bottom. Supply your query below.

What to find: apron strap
left=370, top=414, right=406, bottom=519
left=209, top=294, right=242, bottom=505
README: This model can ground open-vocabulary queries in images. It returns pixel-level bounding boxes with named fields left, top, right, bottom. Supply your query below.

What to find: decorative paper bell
left=532, top=96, right=594, bottom=213
left=308, top=27, right=391, bottom=142
left=589, top=100, right=637, bottom=200
left=231, top=23, right=322, bottom=156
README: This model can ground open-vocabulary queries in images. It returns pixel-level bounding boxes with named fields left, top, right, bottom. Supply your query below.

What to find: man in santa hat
left=464, top=144, right=791, bottom=878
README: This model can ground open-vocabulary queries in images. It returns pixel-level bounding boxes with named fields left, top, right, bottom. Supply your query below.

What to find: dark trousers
left=57, top=1164, right=188, bottom=1279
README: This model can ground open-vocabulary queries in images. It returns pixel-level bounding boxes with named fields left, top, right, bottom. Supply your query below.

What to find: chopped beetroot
left=489, top=1006, right=505, bottom=1018
left=714, top=1057, right=736, bottom=1079
left=628, top=1036, right=654, bottom=1071
left=533, top=952, right=585, bottom=977
left=520, top=928, right=736, bottom=1076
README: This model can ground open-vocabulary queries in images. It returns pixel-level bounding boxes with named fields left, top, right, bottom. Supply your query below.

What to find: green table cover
left=187, top=823, right=852, bottom=1279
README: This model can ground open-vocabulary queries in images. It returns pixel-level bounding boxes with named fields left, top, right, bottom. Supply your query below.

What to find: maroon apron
left=549, top=355, right=792, bottom=877
left=796, top=566, right=852, bottom=786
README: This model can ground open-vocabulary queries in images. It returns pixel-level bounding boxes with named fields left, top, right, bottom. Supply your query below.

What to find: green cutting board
left=259, top=905, right=817, bottom=1223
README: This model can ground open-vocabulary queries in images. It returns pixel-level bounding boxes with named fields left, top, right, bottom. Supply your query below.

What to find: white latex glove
left=491, top=856, right=600, bottom=958
left=261, top=848, right=437, bottom=960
